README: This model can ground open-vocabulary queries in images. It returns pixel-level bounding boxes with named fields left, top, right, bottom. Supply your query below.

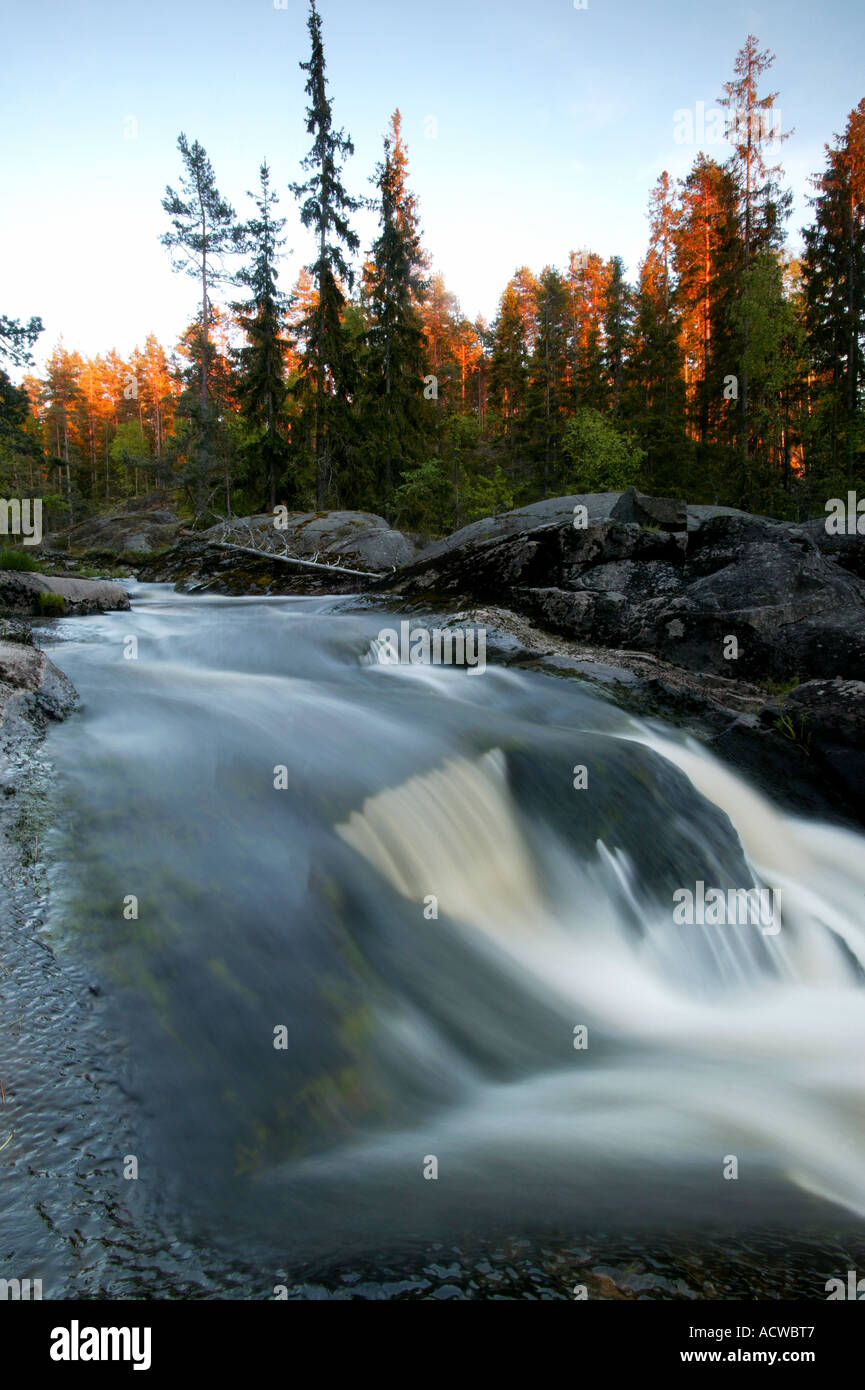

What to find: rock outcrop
left=0, top=618, right=79, bottom=732
left=142, top=511, right=418, bottom=594
left=46, top=501, right=180, bottom=558
left=388, top=496, right=865, bottom=685
left=0, top=571, right=131, bottom=617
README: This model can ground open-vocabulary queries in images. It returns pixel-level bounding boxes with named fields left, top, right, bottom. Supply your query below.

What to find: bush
left=0, top=546, right=41, bottom=572
left=561, top=408, right=645, bottom=491
left=35, top=592, right=66, bottom=616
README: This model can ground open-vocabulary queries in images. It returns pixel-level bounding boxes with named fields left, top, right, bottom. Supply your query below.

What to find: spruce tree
left=363, top=110, right=430, bottom=512
left=233, top=163, right=292, bottom=510
left=290, top=0, right=361, bottom=508
left=527, top=267, right=568, bottom=493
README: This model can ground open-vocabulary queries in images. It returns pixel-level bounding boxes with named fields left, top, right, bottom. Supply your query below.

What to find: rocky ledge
left=386, top=488, right=865, bottom=685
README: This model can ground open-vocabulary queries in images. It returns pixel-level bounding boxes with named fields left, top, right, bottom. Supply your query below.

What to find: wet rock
left=774, top=680, right=865, bottom=824
left=0, top=640, right=79, bottom=727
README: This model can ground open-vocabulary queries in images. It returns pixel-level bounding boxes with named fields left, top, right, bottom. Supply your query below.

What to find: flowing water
left=6, top=581, right=865, bottom=1298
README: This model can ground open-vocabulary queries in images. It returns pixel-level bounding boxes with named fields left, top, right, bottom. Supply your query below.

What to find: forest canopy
left=2, top=9, right=863, bottom=536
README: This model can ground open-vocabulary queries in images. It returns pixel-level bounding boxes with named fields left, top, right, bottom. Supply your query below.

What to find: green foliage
left=35, top=591, right=66, bottom=616
left=109, top=420, right=151, bottom=465
left=231, top=163, right=292, bottom=510
left=561, top=408, right=645, bottom=491
left=460, top=464, right=514, bottom=524
left=393, top=458, right=451, bottom=533
left=773, top=693, right=812, bottom=756
left=0, top=546, right=41, bottom=571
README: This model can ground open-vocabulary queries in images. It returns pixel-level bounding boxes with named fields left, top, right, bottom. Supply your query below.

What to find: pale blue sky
left=1, top=0, right=863, bottom=373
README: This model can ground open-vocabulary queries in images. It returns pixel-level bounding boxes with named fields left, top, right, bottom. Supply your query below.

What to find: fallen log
left=205, top=539, right=383, bottom=580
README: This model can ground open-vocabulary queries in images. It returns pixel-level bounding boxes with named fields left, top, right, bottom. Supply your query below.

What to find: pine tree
left=0, top=315, right=43, bottom=368
left=565, top=251, right=607, bottom=412
left=674, top=155, right=739, bottom=445
left=290, top=0, right=361, bottom=507
left=42, top=342, right=87, bottom=516
left=233, top=163, right=292, bottom=510
left=135, top=335, right=176, bottom=464
left=161, top=133, right=241, bottom=515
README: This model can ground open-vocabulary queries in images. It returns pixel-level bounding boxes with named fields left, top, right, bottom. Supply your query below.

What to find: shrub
left=561, top=408, right=645, bottom=491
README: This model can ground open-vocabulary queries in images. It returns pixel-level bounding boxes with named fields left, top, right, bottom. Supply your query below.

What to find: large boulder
left=211, top=511, right=418, bottom=571
left=49, top=507, right=180, bottom=557
left=642, top=516, right=865, bottom=680
left=0, top=571, right=131, bottom=617
left=410, top=494, right=624, bottom=566
left=144, top=511, right=418, bottom=594
left=0, top=636, right=79, bottom=728
left=611, top=486, right=687, bottom=531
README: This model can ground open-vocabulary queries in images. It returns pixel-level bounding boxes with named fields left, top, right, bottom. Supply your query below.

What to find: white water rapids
left=31, top=584, right=865, bottom=1261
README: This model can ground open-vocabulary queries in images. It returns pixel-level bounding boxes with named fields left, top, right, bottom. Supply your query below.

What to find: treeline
left=1, top=10, right=863, bottom=536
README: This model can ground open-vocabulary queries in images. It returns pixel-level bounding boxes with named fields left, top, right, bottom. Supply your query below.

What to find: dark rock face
left=780, top=680, right=865, bottom=824
left=799, top=518, right=865, bottom=580
left=610, top=486, right=688, bottom=532
left=390, top=502, right=865, bottom=684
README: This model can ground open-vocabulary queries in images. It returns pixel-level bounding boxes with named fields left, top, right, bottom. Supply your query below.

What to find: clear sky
left=1, top=0, right=863, bottom=374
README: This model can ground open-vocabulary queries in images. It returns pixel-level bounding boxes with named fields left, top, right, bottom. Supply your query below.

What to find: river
left=6, top=581, right=865, bottom=1299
